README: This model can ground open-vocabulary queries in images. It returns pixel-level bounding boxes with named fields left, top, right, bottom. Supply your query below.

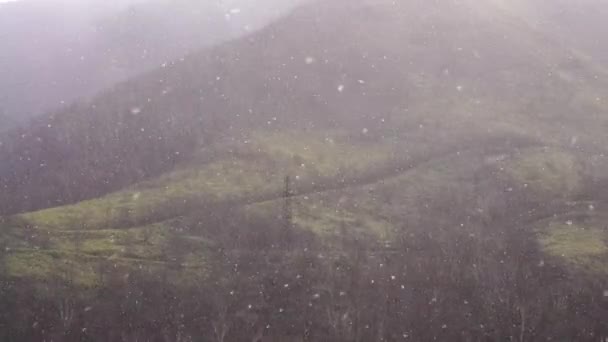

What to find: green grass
left=2, top=130, right=401, bottom=284
left=4, top=249, right=102, bottom=287
left=244, top=151, right=484, bottom=243
left=503, top=148, right=583, bottom=198
left=247, top=196, right=394, bottom=241
left=5, top=129, right=606, bottom=285
left=1, top=216, right=213, bottom=285
left=18, top=157, right=276, bottom=231
left=18, top=131, right=397, bottom=232
left=540, top=222, right=608, bottom=273
left=251, top=130, right=396, bottom=179
left=46, top=223, right=175, bottom=259
left=3, top=244, right=211, bottom=287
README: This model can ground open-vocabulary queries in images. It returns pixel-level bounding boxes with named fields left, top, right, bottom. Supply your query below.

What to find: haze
left=0, top=0, right=307, bottom=130
left=1, top=0, right=608, bottom=341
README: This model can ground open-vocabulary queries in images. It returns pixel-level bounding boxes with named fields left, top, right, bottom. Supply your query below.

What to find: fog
left=0, top=0, right=307, bottom=129
left=1, top=0, right=608, bottom=341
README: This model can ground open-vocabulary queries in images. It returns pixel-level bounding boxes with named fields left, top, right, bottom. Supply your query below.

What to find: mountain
left=3, top=0, right=608, bottom=214
left=0, top=0, right=305, bottom=130
left=492, top=0, right=608, bottom=66
left=1, top=0, right=608, bottom=340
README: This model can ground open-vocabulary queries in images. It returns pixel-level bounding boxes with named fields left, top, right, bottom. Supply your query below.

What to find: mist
left=1, top=0, right=608, bottom=341
left=0, top=0, right=307, bottom=129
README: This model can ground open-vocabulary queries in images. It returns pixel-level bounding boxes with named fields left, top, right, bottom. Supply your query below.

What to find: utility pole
left=282, top=175, right=294, bottom=246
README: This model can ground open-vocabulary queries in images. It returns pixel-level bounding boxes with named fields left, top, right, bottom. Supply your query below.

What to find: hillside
left=1, top=0, right=608, bottom=340
left=491, top=0, right=608, bottom=67
left=0, top=0, right=304, bottom=129
left=3, top=0, right=608, bottom=214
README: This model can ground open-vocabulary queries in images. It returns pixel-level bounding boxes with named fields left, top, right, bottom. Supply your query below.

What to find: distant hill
left=495, top=0, right=608, bottom=66
left=0, top=0, right=305, bottom=129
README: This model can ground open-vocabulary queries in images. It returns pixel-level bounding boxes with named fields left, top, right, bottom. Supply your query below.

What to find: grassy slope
left=18, top=130, right=397, bottom=231
left=4, top=0, right=608, bottom=285
left=1, top=130, right=401, bottom=285
left=5, top=127, right=607, bottom=285
left=461, top=0, right=608, bottom=274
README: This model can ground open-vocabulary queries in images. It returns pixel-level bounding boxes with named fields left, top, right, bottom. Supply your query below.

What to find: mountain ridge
left=3, top=0, right=608, bottom=215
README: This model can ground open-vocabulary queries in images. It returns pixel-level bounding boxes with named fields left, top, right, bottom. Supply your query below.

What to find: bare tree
left=212, top=304, right=231, bottom=342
